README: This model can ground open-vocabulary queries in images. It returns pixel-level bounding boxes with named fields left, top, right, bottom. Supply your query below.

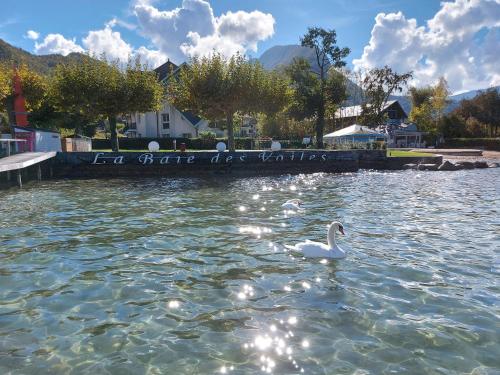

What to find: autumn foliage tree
left=168, top=53, right=291, bottom=151
left=51, top=57, right=163, bottom=151
left=0, top=62, right=48, bottom=126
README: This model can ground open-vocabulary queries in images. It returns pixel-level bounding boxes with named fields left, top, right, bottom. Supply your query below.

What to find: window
left=162, top=133, right=170, bottom=138
left=161, top=113, right=170, bottom=129
left=182, top=133, right=192, bottom=138
left=129, top=122, right=137, bottom=130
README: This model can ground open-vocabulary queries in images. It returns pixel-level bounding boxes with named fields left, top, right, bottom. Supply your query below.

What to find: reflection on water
left=1, top=169, right=499, bottom=374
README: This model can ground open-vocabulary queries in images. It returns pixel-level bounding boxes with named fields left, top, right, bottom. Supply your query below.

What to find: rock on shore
left=403, top=160, right=499, bottom=171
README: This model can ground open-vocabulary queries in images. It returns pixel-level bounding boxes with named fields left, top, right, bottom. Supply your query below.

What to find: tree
left=408, top=86, right=433, bottom=108
left=408, top=78, right=449, bottom=137
left=453, top=88, right=500, bottom=137
left=300, top=27, right=350, bottom=148
left=432, top=77, right=450, bottom=125
left=0, top=62, right=48, bottom=124
left=51, top=57, right=163, bottom=151
left=168, top=53, right=290, bottom=151
left=0, top=63, right=11, bottom=104
left=360, top=66, right=413, bottom=127
left=285, top=57, right=348, bottom=141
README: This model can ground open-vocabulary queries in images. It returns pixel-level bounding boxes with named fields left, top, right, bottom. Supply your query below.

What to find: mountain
left=258, top=44, right=321, bottom=72
left=258, top=44, right=363, bottom=105
left=392, top=86, right=500, bottom=116
left=0, top=38, right=89, bottom=75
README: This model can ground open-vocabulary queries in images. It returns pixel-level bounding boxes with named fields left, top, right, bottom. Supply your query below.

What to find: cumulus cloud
left=134, top=0, right=275, bottom=62
left=35, top=34, right=84, bottom=55
left=25, top=30, right=39, bottom=40
left=32, top=0, right=274, bottom=68
left=134, top=46, right=168, bottom=68
left=353, top=0, right=500, bottom=93
left=82, top=25, right=133, bottom=62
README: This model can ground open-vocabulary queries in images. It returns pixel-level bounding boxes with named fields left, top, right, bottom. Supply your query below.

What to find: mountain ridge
left=0, top=38, right=92, bottom=75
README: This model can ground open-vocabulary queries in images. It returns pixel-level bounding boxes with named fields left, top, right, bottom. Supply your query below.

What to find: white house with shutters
left=125, top=60, right=224, bottom=139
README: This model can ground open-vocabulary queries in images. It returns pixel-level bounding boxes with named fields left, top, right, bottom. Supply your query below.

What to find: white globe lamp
left=148, top=141, right=160, bottom=152
left=216, top=142, right=227, bottom=152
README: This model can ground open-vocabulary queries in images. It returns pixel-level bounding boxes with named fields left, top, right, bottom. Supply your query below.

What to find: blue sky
left=2, top=0, right=441, bottom=62
left=1, top=0, right=499, bottom=93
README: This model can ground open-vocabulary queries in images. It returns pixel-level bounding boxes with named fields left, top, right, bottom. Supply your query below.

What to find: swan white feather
left=291, top=221, right=346, bottom=259
left=281, top=199, right=303, bottom=210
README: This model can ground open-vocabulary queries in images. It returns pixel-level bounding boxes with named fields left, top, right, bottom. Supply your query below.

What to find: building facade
left=125, top=60, right=220, bottom=139
left=125, top=102, right=211, bottom=139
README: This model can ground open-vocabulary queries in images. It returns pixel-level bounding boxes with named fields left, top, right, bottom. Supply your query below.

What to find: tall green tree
left=300, top=27, right=350, bottom=148
left=360, top=66, right=413, bottom=127
left=51, top=57, right=163, bottom=151
left=285, top=57, right=348, bottom=139
left=168, top=53, right=290, bottom=151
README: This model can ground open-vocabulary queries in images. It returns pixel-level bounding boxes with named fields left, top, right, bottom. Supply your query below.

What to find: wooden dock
left=0, top=152, right=57, bottom=187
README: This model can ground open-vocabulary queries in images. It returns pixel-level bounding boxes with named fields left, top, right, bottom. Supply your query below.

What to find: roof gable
left=154, top=60, right=179, bottom=82
left=335, top=100, right=407, bottom=119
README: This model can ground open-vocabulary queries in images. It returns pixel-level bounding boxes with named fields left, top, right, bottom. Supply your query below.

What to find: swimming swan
left=291, top=221, right=346, bottom=259
left=282, top=199, right=303, bottom=210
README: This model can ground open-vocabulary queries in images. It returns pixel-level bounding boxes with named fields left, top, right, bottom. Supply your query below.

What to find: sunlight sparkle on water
left=168, top=300, right=180, bottom=309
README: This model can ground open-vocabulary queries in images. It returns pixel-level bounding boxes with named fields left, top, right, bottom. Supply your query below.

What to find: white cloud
left=105, top=17, right=137, bottom=31
left=353, top=0, right=500, bottom=93
left=25, top=30, right=39, bottom=40
left=32, top=0, right=274, bottom=68
left=134, top=46, right=168, bottom=68
left=82, top=25, right=133, bottom=62
left=134, top=0, right=274, bottom=62
left=35, top=34, right=84, bottom=55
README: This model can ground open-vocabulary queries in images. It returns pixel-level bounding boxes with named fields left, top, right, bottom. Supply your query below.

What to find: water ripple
left=0, top=168, right=499, bottom=374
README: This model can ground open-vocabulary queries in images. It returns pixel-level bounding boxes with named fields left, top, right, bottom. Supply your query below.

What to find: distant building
left=333, top=100, right=425, bottom=147
left=334, top=100, right=408, bottom=128
left=380, top=122, right=425, bottom=148
left=126, top=60, right=222, bottom=139
left=239, top=115, right=257, bottom=137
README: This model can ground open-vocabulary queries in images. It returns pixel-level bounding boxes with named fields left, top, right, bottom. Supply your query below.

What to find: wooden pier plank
left=0, top=152, right=57, bottom=173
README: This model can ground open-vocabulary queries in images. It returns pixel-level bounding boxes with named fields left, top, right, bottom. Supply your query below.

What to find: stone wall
left=55, top=150, right=389, bottom=178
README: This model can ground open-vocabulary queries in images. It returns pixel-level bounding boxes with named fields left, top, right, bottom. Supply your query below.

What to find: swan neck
left=327, top=225, right=336, bottom=248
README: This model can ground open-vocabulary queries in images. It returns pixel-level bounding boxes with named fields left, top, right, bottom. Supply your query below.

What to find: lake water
left=1, top=169, right=499, bottom=374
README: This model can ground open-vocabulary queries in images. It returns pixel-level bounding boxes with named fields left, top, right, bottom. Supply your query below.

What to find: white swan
left=282, top=199, right=303, bottom=210
left=290, top=221, right=346, bottom=259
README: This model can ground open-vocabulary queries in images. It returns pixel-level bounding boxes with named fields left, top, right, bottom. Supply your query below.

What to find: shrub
left=92, top=137, right=253, bottom=150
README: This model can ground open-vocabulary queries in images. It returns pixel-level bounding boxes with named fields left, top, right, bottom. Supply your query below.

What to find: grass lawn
left=93, top=149, right=176, bottom=152
left=387, top=150, right=435, bottom=157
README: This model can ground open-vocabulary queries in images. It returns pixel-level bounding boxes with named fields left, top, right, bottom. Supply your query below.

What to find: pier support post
left=17, top=170, right=22, bottom=188
left=37, top=164, right=42, bottom=181
left=6, top=143, right=11, bottom=182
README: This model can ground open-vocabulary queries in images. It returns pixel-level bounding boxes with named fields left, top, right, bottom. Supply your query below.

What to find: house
left=379, top=122, right=425, bottom=148
left=126, top=60, right=218, bottom=139
left=334, top=100, right=408, bottom=127
left=239, top=115, right=257, bottom=137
